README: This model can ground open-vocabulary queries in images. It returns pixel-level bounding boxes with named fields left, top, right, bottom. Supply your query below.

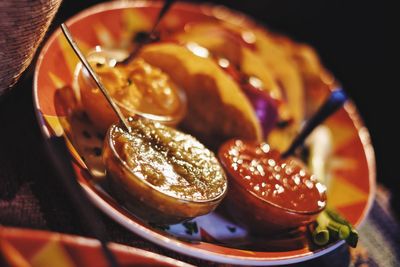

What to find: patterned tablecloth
left=1, top=73, right=399, bottom=266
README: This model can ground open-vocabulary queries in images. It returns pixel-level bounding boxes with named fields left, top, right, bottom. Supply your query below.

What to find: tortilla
left=140, top=43, right=263, bottom=146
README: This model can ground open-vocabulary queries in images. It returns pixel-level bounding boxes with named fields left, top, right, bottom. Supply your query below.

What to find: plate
left=33, top=1, right=376, bottom=265
left=0, top=226, right=192, bottom=267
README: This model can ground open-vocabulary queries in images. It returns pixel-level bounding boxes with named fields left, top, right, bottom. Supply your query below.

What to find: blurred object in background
left=0, top=0, right=62, bottom=96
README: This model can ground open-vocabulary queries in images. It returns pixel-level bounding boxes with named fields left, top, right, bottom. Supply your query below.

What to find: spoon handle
left=151, top=0, right=175, bottom=34
left=282, top=89, right=348, bottom=158
left=121, top=0, right=175, bottom=65
left=60, top=23, right=131, bottom=132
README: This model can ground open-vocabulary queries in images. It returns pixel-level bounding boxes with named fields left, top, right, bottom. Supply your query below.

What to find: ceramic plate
left=0, top=227, right=192, bottom=266
left=33, top=1, right=376, bottom=265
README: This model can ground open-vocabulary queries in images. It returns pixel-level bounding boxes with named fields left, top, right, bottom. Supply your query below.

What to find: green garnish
left=227, top=226, right=237, bottom=233
left=148, top=222, right=170, bottom=231
left=326, top=209, right=359, bottom=247
left=92, top=147, right=102, bottom=156
left=312, top=225, right=330, bottom=246
left=182, top=221, right=198, bottom=235
left=312, top=209, right=358, bottom=247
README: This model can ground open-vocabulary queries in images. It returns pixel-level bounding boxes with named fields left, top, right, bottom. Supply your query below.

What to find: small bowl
left=218, top=139, right=326, bottom=234
left=223, top=177, right=322, bottom=234
left=103, top=119, right=228, bottom=225
left=75, top=47, right=187, bottom=133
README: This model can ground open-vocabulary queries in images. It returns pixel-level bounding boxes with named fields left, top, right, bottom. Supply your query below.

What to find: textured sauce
left=88, top=58, right=183, bottom=116
left=219, top=139, right=326, bottom=213
left=111, top=118, right=227, bottom=201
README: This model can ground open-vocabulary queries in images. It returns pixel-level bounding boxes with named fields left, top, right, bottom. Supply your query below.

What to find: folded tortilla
left=140, top=43, right=263, bottom=146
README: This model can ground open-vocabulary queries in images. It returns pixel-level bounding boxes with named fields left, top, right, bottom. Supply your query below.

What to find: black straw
left=282, top=89, right=348, bottom=158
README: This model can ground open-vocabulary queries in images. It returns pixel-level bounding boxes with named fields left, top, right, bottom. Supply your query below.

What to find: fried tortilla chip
left=171, top=22, right=282, bottom=100
left=281, top=41, right=336, bottom=116
left=170, top=23, right=308, bottom=150
left=250, top=28, right=305, bottom=127
left=140, top=43, right=263, bottom=146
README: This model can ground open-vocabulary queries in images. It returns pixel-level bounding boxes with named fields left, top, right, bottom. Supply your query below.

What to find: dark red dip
left=219, top=139, right=327, bottom=213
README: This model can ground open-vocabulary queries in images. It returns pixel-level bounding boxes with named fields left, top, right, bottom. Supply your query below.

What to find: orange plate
left=33, top=1, right=376, bottom=265
left=0, top=227, right=192, bottom=267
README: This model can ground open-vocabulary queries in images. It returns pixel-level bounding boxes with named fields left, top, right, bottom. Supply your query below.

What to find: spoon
left=60, top=23, right=124, bottom=267
left=119, top=0, right=176, bottom=65
left=282, top=89, right=348, bottom=158
left=61, top=24, right=131, bottom=132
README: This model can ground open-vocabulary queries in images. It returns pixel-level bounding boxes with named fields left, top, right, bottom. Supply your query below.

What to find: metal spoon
left=119, top=0, right=176, bottom=65
left=282, top=89, right=348, bottom=158
left=60, top=23, right=125, bottom=267
left=61, top=23, right=130, bottom=132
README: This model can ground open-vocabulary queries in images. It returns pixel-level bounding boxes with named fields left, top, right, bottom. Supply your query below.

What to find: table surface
left=0, top=1, right=398, bottom=266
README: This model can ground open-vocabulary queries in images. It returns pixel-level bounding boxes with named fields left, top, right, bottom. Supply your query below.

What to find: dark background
left=3, top=0, right=396, bottom=199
